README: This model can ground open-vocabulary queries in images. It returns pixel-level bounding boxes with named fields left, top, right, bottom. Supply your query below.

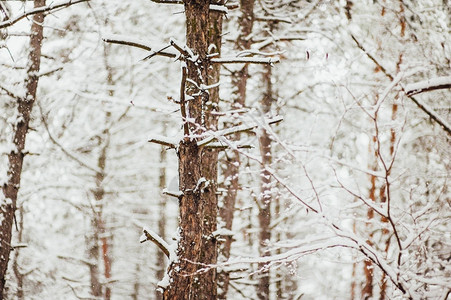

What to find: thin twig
left=0, top=0, right=90, bottom=29
left=351, top=34, right=451, bottom=135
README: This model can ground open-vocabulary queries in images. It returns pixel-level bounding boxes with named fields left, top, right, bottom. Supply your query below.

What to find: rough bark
left=163, top=1, right=218, bottom=299
left=257, top=64, right=273, bottom=300
left=0, top=1, right=45, bottom=297
left=196, top=1, right=223, bottom=298
left=218, top=1, right=254, bottom=298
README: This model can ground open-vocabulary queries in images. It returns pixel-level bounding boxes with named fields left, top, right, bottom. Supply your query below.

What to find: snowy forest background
left=0, top=0, right=450, bottom=299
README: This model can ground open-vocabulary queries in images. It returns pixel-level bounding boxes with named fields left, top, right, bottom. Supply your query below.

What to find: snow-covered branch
left=140, top=227, right=170, bottom=258
left=102, top=34, right=177, bottom=59
left=405, top=76, right=451, bottom=96
left=351, top=34, right=451, bottom=135
left=211, top=57, right=280, bottom=65
left=197, top=116, right=283, bottom=147
left=0, top=0, right=89, bottom=29
left=148, top=135, right=179, bottom=148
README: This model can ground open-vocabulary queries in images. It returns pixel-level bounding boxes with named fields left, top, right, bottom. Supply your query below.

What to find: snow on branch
left=150, top=0, right=233, bottom=12
left=204, top=142, right=253, bottom=150
left=255, top=15, right=292, bottom=24
left=140, top=227, right=170, bottom=258
left=102, top=34, right=177, bottom=59
left=0, top=0, right=89, bottom=29
left=405, top=76, right=451, bottom=96
left=197, top=116, right=283, bottom=147
left=211, top=57, right=280, bottom=65
left=351, top=34, right=451, bottom=135
left=148, top=134, right=179, bottom=148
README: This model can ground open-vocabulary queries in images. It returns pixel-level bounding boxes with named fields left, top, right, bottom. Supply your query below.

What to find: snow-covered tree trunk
left=163, top=1, right=221, bottom=298
left=0, top=0, right=45, bottom=296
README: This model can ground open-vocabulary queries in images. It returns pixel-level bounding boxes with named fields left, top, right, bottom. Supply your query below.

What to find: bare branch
left=0, top=0, right=90, bottom=29
left=37, top=103, right=101, bottom=174
left=0, top=84, right=20, bottom=99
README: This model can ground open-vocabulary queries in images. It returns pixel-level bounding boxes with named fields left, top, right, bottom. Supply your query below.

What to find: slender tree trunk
left=12, top=206, right=24, bottom=300
left=380, top=5, right=404, bottom=296
left=362, top=134, right=377, bottom=300
left=87, top=42, right=115, bottom=300
left=0, top=1, right=45, bottom=296
left=163, top=1, right=219, bottom=299
left=257, top=64, right=273, bottom=300
left=218, top=1, right=254, bottom=297
left=350, top=219, right=357, bottom=300
left=156, top=123, right=168, bottom=300
left=87, top=226, right=102, bottom=297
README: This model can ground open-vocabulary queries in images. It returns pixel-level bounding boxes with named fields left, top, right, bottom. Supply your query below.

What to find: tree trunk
left=12, top=206, right=24, bottom=300
left=197, top=1, right=223, bottom=298
left=218, top=1, right=254, bottom=297
left=163, top=1, right=219, bottom=299
left=156, top=123, right=168, bottom=300
left=257, top=64, right=273, bottom=300
left=0, top=1, right=45, bottom=297
left=362, top=134, right=377, bottom=300
left=87, top=42, right=114, bottom=300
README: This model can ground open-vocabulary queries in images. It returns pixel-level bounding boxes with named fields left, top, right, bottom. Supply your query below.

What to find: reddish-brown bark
left=0, top=1, right=45, bottom=297
left=218, top=1, right=254, bottom=298
left=163, top=1, right=220, bottom=299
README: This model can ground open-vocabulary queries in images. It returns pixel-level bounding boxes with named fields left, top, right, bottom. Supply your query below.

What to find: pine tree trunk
left=218, top=1, right=254, bottom=297
left=257, top=64, right=273, bottom=300
left=0, top=1, right=45, bottom=296
left=163, top=1, right=219, bottom=299
left=197, top=2, right=223, bottom=298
